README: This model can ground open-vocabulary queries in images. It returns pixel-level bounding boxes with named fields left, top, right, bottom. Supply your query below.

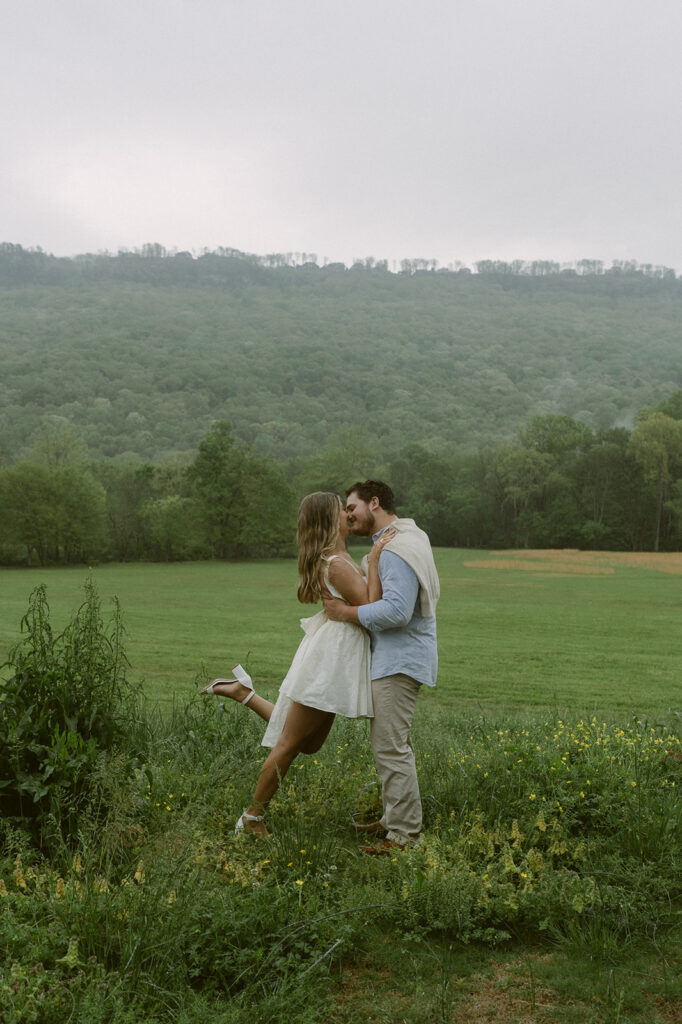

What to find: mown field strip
left=0, top=548, right=679, bottom=714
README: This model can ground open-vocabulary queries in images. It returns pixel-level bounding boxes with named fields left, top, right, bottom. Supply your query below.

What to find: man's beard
left=350, top=511, right=375, bottom=537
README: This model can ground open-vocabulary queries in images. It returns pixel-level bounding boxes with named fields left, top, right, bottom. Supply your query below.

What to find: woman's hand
left=366, top=526, right=396, bottom=603
left=368, top=526, right=397, bottom=564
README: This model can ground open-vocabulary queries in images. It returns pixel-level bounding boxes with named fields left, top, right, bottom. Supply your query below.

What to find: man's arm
left=323, top=551, right=418, bottom=628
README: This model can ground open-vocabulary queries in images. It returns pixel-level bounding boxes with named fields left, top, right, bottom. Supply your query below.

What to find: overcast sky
left=4, top=0, right=682, bottom=269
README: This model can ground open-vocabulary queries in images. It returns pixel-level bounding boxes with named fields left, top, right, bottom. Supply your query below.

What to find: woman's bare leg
left=242, top=702, right=334, bottom=834
left=203, top=676, right=274, bottom=723
left=299, top=715, right=335, bottom=754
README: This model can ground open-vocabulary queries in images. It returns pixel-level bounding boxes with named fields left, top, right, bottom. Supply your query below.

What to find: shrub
left=0, top=581, right=144, bottom=852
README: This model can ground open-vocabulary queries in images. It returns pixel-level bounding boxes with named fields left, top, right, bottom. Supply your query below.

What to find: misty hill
left=1, top=243, right=680, bottom=463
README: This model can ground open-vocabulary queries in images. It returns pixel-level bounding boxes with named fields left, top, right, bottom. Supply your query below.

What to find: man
left=323, top=480, right=439, bottom=854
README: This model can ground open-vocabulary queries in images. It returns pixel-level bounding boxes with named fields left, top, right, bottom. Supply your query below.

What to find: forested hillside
left=1, top=243, right=680, bottom=463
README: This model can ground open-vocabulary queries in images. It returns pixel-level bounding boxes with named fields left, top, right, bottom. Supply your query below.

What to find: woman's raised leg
left=202, top=672, right=275, bottom=723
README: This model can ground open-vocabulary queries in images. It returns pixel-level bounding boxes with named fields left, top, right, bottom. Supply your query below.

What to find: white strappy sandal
left=235, top=811, right=266, bottom=834
left=201, top=664, right=255, bottom=705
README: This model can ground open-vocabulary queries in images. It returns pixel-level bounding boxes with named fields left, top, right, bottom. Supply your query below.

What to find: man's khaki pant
left=370, top=673, right=422, bottom=844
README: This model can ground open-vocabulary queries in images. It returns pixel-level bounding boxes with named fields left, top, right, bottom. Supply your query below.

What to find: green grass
left=0, top=549, right=680, bottom=715
left=0, top=564, right=680, bottom=1024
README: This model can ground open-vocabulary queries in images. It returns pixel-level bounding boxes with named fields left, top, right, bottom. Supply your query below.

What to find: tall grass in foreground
left=0, top=586, right=680, bottom=1022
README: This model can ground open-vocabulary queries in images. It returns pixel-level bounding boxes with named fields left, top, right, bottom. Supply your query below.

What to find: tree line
left=1, top=241, right=677, bottom=281
left=1, top=396, right=680, bottom=566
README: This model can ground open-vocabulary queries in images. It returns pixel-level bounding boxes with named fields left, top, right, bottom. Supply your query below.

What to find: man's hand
left=323, top=596, right=355, bottom=622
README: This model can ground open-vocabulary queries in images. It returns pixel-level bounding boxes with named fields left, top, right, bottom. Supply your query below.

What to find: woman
left=202, top=491, right=392, bottom=837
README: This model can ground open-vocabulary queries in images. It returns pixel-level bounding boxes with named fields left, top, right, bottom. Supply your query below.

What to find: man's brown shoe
left=358, top=838, right=407, bottom=856
left=351, top=820, right=387, bottom=837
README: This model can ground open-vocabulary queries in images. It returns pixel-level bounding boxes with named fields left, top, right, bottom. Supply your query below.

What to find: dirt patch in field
left=650, top=994, right=682, bottom=1022
left=332, top=947, right=680, bottom=1023
left=465, top=550, right=682, bottom=575
left=451, top=957, right=559, bottom=1023
left=464, top=558, right=614, bottom=576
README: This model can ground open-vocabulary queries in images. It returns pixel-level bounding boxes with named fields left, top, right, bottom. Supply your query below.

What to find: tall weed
left=0, top=581, right=144, bottom=852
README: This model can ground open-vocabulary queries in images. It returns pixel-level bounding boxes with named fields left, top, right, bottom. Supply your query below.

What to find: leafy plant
left=0, top=581, right=143, bottom=851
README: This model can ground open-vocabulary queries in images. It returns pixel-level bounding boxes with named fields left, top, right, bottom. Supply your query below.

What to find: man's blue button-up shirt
left=356, top=528, right=438, bottom=687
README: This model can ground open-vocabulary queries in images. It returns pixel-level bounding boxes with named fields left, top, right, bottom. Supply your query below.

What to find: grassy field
left=1, top=549, right=680, bottom=1023
left=1, top=548, right=680, bottom=715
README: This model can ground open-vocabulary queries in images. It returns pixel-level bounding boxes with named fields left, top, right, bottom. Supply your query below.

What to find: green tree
left=142, top=494, right=206, bottom=561
left=290, top=426, right=378, bottom=496
left=187, top=421, right=247, bottom=557
left=488, top=445, right=553, bottom=548
left=29, top=420, right=85, bottom=467
left=93, top=461, right=155, bottom=561
left=0, top=463, right=57, bottom=564
left=0, top=461, right=106, bottom=565
left=628, top=412, right=682, bottom=550
left=188, top=421, right=294, bottom=558
left=520, top=414, right=593, bottom=460
left=389, top=444, right=461, bottom=545
left=655, top=388, right=682, bottom=420
left=51, top=465, right=107, bottom=563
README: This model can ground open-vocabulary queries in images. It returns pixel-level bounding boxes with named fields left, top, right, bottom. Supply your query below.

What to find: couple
left=203, top=480, right=439, bottom=854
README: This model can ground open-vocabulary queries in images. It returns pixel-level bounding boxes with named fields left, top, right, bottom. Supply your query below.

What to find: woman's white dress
left=261, top=556, right=372, bottom=748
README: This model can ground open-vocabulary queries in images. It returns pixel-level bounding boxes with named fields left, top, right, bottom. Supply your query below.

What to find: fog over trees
left=1, top=244, right=680, bottom=561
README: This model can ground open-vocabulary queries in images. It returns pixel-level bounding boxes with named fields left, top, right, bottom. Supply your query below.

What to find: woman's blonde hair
left=297, top=492, right=341, bottom=604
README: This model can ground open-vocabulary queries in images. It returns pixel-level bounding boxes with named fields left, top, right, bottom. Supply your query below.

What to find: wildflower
left=295, top=880, right=303, bottom=887
left=631, top=781, right=637, bottom=787
left=133, top=861, right=145, bottom=884
left=529, top=793, right=536, bottom=800
left=0, top=880, right=8, bottom=897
